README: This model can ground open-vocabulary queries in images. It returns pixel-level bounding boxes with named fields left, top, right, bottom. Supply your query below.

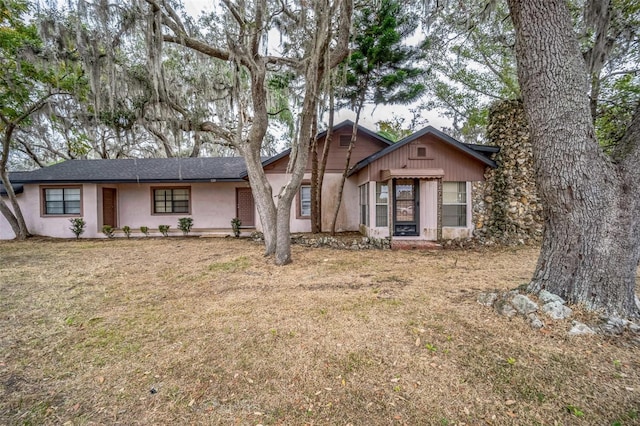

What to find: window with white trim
left=43, top=187, right=81, bottom=215
left=359, top=183, right=369, bottom=226
left=442, top=182, right=467, bottom=227
left=299, top=185, right=311, bottom=217
left=375, top=182, right=388, bottom=227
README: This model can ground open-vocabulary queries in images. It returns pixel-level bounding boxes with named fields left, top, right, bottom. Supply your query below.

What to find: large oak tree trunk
left=273, top=0, right=331, bottom=265
left=240, top=144, right=277, bottom=256
left=1, top=125, right=30, bottom=240
left=239, top=54, right=278, bottom=257
left=508, top=0, right=640, bottom=317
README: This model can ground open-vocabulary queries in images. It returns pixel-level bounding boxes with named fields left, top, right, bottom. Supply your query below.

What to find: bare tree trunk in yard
left=274, top=0, right=333, bottom=265
left=0, top=197, right=22, bottom=238
left=317, top=90, right=335, bottom=231
left=330, top=91, right=365, bottom=236
left=508, top=0, right=640, bottom=317
left=311, top=87, right=336, bottom=233
left=146, top=0, right=352, bottom=264
left=240, top=144, right=277, bottom=256
left=1, top=123, right=30, bottom=240
left=310, top=115, right=320, bottom=233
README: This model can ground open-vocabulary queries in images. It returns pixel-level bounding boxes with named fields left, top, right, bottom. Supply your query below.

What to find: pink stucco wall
left=1, top=181, right=256, bottom=239
left=112, top=181, right=253, bottom=232
left=265, top=173, right=359, bottom=234
left=0, top=175, right=360, bottom=239
left=1, top=184, right=100, bottom=239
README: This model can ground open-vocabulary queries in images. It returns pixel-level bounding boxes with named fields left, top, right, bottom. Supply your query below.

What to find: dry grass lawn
left=1, top=237, right=639, bottom=425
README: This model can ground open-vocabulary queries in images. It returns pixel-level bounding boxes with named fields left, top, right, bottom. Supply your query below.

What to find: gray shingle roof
left=7, top=157, right=251, bottom=184
left=0, top=183, right=23, bottom=196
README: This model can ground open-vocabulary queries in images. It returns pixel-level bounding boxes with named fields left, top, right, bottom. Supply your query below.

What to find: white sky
left=183, top=0, right=215, bottom=16
left=181, top=1, right=452, bottom=132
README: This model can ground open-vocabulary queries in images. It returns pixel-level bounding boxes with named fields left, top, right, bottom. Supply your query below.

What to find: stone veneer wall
left=472, top=99, right=544, bottom=245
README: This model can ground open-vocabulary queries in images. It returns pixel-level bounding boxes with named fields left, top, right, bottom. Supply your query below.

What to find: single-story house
left=0, top=121, right=498, bottom=241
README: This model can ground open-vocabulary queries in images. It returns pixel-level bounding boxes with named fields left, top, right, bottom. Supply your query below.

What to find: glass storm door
left=393, top=179, right=419, bottom=236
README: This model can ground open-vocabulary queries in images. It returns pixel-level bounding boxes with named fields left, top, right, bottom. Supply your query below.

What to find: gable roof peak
left=347, top=126, right=497, bottom=176
left=316, top=119, right=393, bottom=145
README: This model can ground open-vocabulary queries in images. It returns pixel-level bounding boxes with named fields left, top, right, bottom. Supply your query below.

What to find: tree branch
left=221, top=0, right=247, bottom=29
left=471, top=32, right=519, bottom=96
left=251, top=0, right=265, bottom=57
left=162, top=35, right=230, bottom=61
left=328, top=0, right=353, bottom=69
left=601, top=69, right=640, bottom=80
left=267, top=107, right=290, bottom=116
left=15, top=137, right=45, bottom=168
left=143, top=122, right=174, bottom=157
left=160, top=0, right=187, bottom=35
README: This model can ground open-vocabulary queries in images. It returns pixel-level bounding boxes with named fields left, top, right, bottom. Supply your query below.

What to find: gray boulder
left=568, top=321, right=595, bottom=336
left=538, top=290, right=565, bottom=305
left=541, top=301, right=573, bottom=320
left=477, top=292, right=498, bottom=307
left=495, top=299, right=517, bottom=318
left=528, top=313, right=544, bottom=330
left=511, top=294, right=538, bottom=314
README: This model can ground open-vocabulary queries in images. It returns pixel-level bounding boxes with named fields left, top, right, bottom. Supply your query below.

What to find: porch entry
left=393, top=178, right=419, bottom=236
left=236, top=188, right=255, bottom=227
left=102, top=188, right=117, bottom=228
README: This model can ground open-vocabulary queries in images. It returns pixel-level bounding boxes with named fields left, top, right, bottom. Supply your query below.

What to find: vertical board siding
left=369, top=134, right=487, bottom=182
left=264, top=127, right=390, bottom=174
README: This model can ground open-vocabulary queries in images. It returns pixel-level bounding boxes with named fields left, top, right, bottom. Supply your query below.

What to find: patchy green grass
left=0, top=237, right=639, bottom=425
left=208, top=255, right=251, bottom=273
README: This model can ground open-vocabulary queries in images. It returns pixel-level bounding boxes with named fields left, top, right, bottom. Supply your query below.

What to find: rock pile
left=250, top=231, right=391, bottom=250
left=478, top=288, right=640, bottom=338
left=472, top=99, right=544, bottom=245
left=290, top=234, right=391, bottom=250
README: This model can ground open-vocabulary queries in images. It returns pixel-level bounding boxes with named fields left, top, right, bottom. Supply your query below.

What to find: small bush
left=140, top=226, right=149, bottom=236
left=231, top=217, right=242, bottom=238
left=122, top=226, right=131, bottom=238
left=158, top=225, right=170, bottom=237
left=178, top=217, right=194, bottom=236
left=69, top=218, right=86, bottom=239
left=102, top=225, right=115, bottom=238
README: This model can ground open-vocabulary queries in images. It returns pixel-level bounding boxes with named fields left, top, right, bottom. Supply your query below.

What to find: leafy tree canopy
left=422, top=0, right=640, bottom=145
left=340, top=0, right=426, bottom=108
left=1, top=0, right=84, bottom=123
